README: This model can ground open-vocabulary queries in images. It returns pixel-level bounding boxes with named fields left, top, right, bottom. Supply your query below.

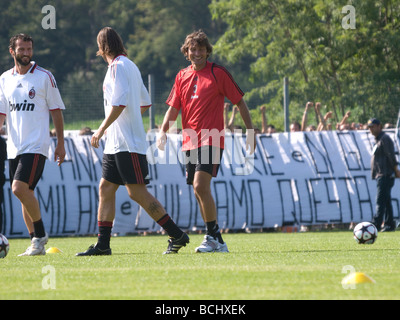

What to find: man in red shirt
left=158, top=30, right=255, bottom=253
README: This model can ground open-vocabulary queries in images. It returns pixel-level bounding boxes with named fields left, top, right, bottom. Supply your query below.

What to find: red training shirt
left=166, top=61, right=244, bottom=151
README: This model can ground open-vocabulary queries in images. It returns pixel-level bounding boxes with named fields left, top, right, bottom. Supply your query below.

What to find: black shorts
left=185, top=146, right=223, bottom=185
left=102, top=152, right=150, bottom=185
left=9, top=153, right=46, bottom=190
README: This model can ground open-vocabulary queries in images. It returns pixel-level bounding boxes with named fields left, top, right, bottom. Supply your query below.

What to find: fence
left=59, top=74, right=173, bottom=131
left=1, top=129, right=399, bottom=238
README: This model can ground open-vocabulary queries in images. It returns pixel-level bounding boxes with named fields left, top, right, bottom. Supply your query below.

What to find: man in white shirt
left=76, top=27, right=189, bottom=256
left=0, top=33, right=66, bottom=256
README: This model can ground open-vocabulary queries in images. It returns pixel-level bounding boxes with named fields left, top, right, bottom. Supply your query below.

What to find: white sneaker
left=215, top=241, right=229, bottom=253
left=195, top=235, right=229, bottom=253
left=18, top=233, right=48, bottom=256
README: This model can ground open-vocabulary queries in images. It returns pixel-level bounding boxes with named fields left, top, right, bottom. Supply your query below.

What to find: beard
left=15, top=54, right=32, bottom=66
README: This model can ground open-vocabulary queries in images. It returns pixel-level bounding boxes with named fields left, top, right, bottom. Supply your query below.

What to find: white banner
left=1, top=130, right=399, bottom=238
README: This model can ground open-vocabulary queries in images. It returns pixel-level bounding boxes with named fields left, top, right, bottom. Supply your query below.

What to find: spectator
left=227, top=105, right=239, bottom=132
left=79, top=127, right=94, bottom=136
left=259, top=106, right=276, bottom=134
left=314, top=102, right=331, bottom=131
left=384, top=123, right=394, bottom=129
left=223, top=103, right=230, bottom=130
left=50, top=128, right=57, bottom=137
left=290, top=121, right=301, bottom=132
left=260, top=105, right=268, bottom=133
left=301, top=101, right=313, bottom=131
left=306, top=125, right=316, bottom=131
left=317, top=111, right=333, bottom=131
left=368, top=118, right=400, bottom=232
left=266, top=124, right=276, bottom=134
left=350, top=122, right=362, bottom=130
left=337, top=111, right=351, bottom=130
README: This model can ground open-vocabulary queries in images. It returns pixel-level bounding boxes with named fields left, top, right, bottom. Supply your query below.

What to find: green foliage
left=1, top=0, right=399, bottom=130
left=210, top=0, right=400, bottom=128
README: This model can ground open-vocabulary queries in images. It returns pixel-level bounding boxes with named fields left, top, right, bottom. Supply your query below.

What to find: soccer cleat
left=163, top=232, right=190, bottom=254
left=76, top=244, right=112, bottom=256
left=195, top=234, right=229, bottom=253
left=18, top=233, right=49, bottom=256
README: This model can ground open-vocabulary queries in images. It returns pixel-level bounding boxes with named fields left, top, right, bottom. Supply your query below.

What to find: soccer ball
left=353, top=222, right=378, bottom=244
left=0, top=234, right=10, bottom=258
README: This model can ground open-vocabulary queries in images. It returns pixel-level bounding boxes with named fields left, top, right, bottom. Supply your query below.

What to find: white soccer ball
left=0, top=234, right=10, bottom=258
left=353, top=222, right=378, bottom=244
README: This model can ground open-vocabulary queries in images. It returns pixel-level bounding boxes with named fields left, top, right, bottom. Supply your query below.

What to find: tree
left=210, top=0, right=400, bottom=129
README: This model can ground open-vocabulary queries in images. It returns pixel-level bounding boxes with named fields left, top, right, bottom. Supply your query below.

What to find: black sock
left=157, top=214, right=183, bottom=239
left=29, top=232, right=35, bottom=240
left=97, top=221, right=113, bottom=249
left=33, top=219, right=46, bottom=238
left=206, top=221, right=224, bottom=244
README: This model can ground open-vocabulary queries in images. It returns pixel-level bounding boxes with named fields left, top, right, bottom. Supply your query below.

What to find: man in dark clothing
left=368, top=118, right=400, bottom=231
left=0, top=135, right=6, bottom=232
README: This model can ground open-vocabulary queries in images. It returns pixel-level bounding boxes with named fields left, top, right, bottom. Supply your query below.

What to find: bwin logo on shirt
left=9, top=100, right=35, bottom=112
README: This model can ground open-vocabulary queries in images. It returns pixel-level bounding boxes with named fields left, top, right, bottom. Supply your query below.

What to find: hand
left=324, top=111, right=333, bottom=120
left=395, top=169, right=400, bottom=178
left=157, top=131, right=167, bottom=151
left=246, top=129, right=256, bottom=155
left=91, top=129, right=104, bottom=149
left=54, top=144, right=66, bottom=166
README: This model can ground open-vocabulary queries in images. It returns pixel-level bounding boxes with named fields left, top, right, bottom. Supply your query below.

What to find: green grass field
left=1, top=231, right=399, bottom=300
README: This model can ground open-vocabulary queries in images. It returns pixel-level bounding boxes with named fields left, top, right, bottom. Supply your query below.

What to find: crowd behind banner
left=1, top=130, right=399, bottom=238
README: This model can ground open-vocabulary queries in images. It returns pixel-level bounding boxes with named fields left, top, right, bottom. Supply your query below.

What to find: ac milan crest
left=29, top=88, right=35, bottom=99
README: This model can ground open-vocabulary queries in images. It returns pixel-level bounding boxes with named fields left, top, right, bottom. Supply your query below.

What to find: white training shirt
left=0, top=62, right=65, bottom=159
left=102, top=55, right=151, bottom=155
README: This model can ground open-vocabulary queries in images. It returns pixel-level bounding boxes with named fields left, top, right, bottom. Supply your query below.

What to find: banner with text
left=1, top=130, right=399, bottom=238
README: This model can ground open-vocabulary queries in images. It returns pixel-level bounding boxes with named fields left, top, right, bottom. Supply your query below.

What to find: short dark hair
left=9, top=33, right=33, bottom=51
left=180, top=30, right=213, bottom=60
left=96, top=27, right=127, bottom=58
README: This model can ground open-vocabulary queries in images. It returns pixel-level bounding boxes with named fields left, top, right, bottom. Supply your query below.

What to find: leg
left=193, top=171, right=216, bottom=223
left=372, top=177, right=385, bottom=230
left=76, top=178, right=118, bottom=256
left=126, top=183, right=189, bottom=254
left=126, top=184, right=185, bottom=239
left=13, top=180, right=46, bottom=238
left=13, top=180, right=48, bottom=256
left=98, top=178, right=119, bottom=223
left=193, top=171, right=228, bottom=253
left=97, top=178, right=119, bottom=249
left=9, top=154, right=47, bottom=240
left=22, top=205, right=34, bottom=237
left=12, top=180, right=41, bottom=223
left=126, top=184, right=166, bottom=222
left=383, top=177, right=395, bottom=230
